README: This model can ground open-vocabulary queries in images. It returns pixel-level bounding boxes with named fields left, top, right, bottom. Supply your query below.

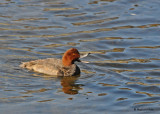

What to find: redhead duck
left=20, top=48, right=82, bottom=76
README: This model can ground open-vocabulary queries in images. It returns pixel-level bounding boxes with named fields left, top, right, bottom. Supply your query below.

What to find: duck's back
left=20, top=58, right=63, bottom=76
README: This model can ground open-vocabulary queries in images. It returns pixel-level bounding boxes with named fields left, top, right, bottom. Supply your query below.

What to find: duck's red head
left=62, top=48, right=81, bottom=66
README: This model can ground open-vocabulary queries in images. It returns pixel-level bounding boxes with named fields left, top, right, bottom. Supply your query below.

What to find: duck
left=20, top=48, right=82, bottom=76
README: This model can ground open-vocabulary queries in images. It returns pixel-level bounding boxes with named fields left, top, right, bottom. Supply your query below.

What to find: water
left=0, top=0, right=160, bottom=113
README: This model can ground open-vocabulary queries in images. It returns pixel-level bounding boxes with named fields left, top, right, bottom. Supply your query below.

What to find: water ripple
left=1, top=0, right=160, bottom=113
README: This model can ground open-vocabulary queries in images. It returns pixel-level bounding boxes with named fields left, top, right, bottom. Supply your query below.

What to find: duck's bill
left=80, top=53, right=90, bottom=59
left=78, top=53, right=90, bottom=63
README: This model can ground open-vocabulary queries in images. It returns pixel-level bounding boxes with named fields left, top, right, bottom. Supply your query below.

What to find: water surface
left=1, top=0, right=160, bottom=113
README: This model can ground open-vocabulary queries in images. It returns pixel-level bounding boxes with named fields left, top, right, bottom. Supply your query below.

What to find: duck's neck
left=62, top=56, right=72, bottom=67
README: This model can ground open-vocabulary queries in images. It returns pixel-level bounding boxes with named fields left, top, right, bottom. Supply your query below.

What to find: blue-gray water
left=0, top=0, right=160, bottom=113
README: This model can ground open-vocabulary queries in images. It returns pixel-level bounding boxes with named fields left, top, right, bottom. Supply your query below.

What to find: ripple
left=98, top=83, right=119, bottom=87
left=24, top=25, right=67, bottom=30
left=98, top=93, right=107, bottom=96
left=56, top=13, right=87, bottom=17
left=79, top=37, right=141, bottom=42
left=134, top=101, right=159, bottom=105
left=37, top=99, right=55, bottom=102
left=13, top=18, right=48, bottom=21
left=20, top=88, right=51, bottom=94
left=130, top=46, right=160, bottom=49
left=43, top=7, right=78, bottom=11
left=126, top=82, right=160, bottom=86
left=0, top=96, right=33, bottom=100
left=136, top=91, right=160, bottom=97
left=1, top=0, right=160, bottom=113
left=116, top=98, right=128, bottom=101
left=72, top=17, right=119, bottom=26
left=43, top=42, right=80, bottom=48
left=7, top=23, right=160, bottom=38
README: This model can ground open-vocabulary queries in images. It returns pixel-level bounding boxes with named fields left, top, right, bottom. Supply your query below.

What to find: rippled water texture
left=1, top=0, right=160, bottom=113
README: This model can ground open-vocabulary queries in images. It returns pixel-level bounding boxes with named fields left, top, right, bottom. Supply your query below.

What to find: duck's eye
left=72, top=53, right=76, bottom=56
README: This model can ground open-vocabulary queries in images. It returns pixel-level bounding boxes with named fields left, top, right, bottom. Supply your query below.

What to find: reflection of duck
left=20, top=48, right=81, bottom=76
left=60, top=76, right=82, bottom=95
